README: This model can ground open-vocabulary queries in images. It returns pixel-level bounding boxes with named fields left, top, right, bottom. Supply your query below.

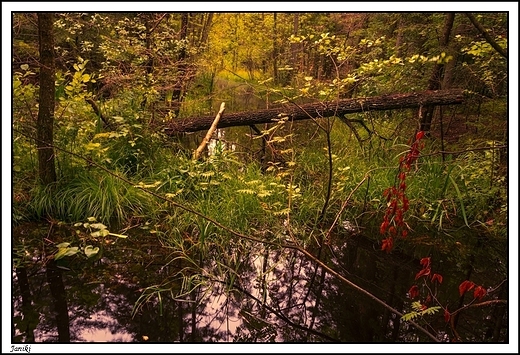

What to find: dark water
left=11, top=221, right=508, bottom=344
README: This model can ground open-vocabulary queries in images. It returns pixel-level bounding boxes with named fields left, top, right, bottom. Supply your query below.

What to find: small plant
left=380, top=131, right=425, bottom=252
left=401, top=256, right=503, bottom=342
left=52, top=217, right=128, bottom=261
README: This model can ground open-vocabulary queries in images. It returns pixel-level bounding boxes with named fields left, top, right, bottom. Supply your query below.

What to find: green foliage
left=28, top=170, right=156, bottom=225
left=401, top=301, right=442, bottom=322
left=11, top=13, right=508, bottom=341
left=52, top=217, right=128, bottom=261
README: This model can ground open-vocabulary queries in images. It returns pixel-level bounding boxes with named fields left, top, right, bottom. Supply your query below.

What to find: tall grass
left=29, top=169, right=157, bottom=225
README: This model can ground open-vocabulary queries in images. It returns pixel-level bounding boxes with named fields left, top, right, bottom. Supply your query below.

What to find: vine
left=380, top=130, right=425, bottom=252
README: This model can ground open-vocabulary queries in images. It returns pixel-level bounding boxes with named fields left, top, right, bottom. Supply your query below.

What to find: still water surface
left=12, top=219, right=507, bottom=344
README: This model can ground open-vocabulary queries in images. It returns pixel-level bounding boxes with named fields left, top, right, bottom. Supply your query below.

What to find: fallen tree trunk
left=164, top=89, right=465, bottom=134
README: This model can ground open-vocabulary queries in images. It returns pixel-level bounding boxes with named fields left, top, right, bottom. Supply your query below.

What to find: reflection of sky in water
left=76, top=311, right=133, bottom=342
left=12, top=223, right=507, bottom=344
left=10, top=233, right=399, bottom=342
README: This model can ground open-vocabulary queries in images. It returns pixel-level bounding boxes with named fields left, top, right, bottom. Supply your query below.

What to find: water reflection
left=12, top=222, right=507, bottom=343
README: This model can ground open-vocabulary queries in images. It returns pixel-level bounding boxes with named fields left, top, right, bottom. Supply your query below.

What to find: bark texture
left=37, top=13, right=57, bottom=184
left=164, top=89, right=465, bottom=134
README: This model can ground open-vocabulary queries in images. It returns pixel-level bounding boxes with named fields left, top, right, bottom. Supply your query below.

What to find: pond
left=11, top=220, right=508, bottom=348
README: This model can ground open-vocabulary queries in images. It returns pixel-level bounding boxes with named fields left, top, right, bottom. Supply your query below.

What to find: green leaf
left=401, top=311, right=419, bottom=321
left=89, top=223, right=107, bottom=230
left=81, top=74, right=91, bottom=82
left=91, top=229, right=109, bottom=238
left=84, top=245, right=100, bottom=258
left=85, top=142, right=101, bottom=151
left=422, top=306, right=441, bottom=316
left=449, top=175, right=470, bottom=227
left=55, top=246, right=79, bottom=260
left=20, top=64, right=29, bottom=71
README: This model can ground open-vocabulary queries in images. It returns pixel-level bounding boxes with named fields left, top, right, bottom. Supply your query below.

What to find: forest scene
left=7, top=8, right=514, bottom=349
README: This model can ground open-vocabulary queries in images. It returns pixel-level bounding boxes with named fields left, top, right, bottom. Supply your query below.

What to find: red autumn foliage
left=381, top=237, right=394, bottom=253
left=425, top=294, right=431, bottom=305
left=420, top=257, right=431, bottom=268
left=459, top=280, right=476, bottom=296
left=406, top=257, right=492, bottom=332
left=444, top=309, right=451, bottom=322
left=402, top=196, right=409, bottom=211
left=379, top=131, right=425, bottom=252
left=415, top=267, right=431, bottom=280
left=408, top=285, right=419, bottom=299
left=380, top=220, right=389, bottom=234
left=473, top=285, right=487, bottom=300
left=431, top=273, right=443, bottom=284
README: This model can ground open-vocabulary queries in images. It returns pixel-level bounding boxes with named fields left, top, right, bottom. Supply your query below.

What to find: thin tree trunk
left=272, top=13, right=278, bottom=84
left=395, top=15, right=405, bottom=58
left=37, top=13, right=56, bottom=185
left=420, top=13, right=455, bottom=134
left=172, top=13, right=189, bottom=117
left=199, top=13, right=213, bottom=47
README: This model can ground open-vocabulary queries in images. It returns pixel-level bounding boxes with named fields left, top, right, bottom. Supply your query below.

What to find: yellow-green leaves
left=401, top=301, right=442, bottom=322
left=54, top=242, right=80, bottom=260
left=84, top=245, right=100, bottom=258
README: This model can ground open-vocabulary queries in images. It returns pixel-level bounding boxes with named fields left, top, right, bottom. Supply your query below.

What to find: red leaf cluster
left=420, top=257, right=431, bottom=268
left=473, top=286, right=487, bottom=300
left=408, top=285, right=419, bottom=299
left=381, top=237, right=393, bottom=253
left=415, top=257, right=433, bottom=280
left=379, top=131, right=425, bottom=252
left=458, top=280, right=475, bottom=296
left=459, top=280, right=487, bottom=300
left=431, top=273, right=443, bottom=284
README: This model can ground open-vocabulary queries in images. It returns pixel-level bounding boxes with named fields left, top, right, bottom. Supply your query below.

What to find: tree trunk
left=172, top=13, right=189, bottom=117
left=272, top=13, right=278, bottom=84
left=419, top=13, right=455, bottom=133
left=199, top=13, right=213, bottom=48
left=164, top=89, right=464, bottom=134
left=37, top=13, right=56, bottom=185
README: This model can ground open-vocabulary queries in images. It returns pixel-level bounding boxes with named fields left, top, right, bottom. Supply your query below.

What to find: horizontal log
left=164, top=89, right=465, bottom=134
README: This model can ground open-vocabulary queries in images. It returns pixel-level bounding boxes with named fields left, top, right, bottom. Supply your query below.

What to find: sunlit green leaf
left=89, top=223, right=107, bottom=230
left=84, top=245, right=100, bottom=258
left=55, top=246, right=79, bottom=260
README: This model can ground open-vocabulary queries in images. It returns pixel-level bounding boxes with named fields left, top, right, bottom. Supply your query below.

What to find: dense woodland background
left=9, top=11, right=512, bottom=344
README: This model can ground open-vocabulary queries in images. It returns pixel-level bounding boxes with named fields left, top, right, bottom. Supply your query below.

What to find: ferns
left=401, top=301, right=442, bottom=322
